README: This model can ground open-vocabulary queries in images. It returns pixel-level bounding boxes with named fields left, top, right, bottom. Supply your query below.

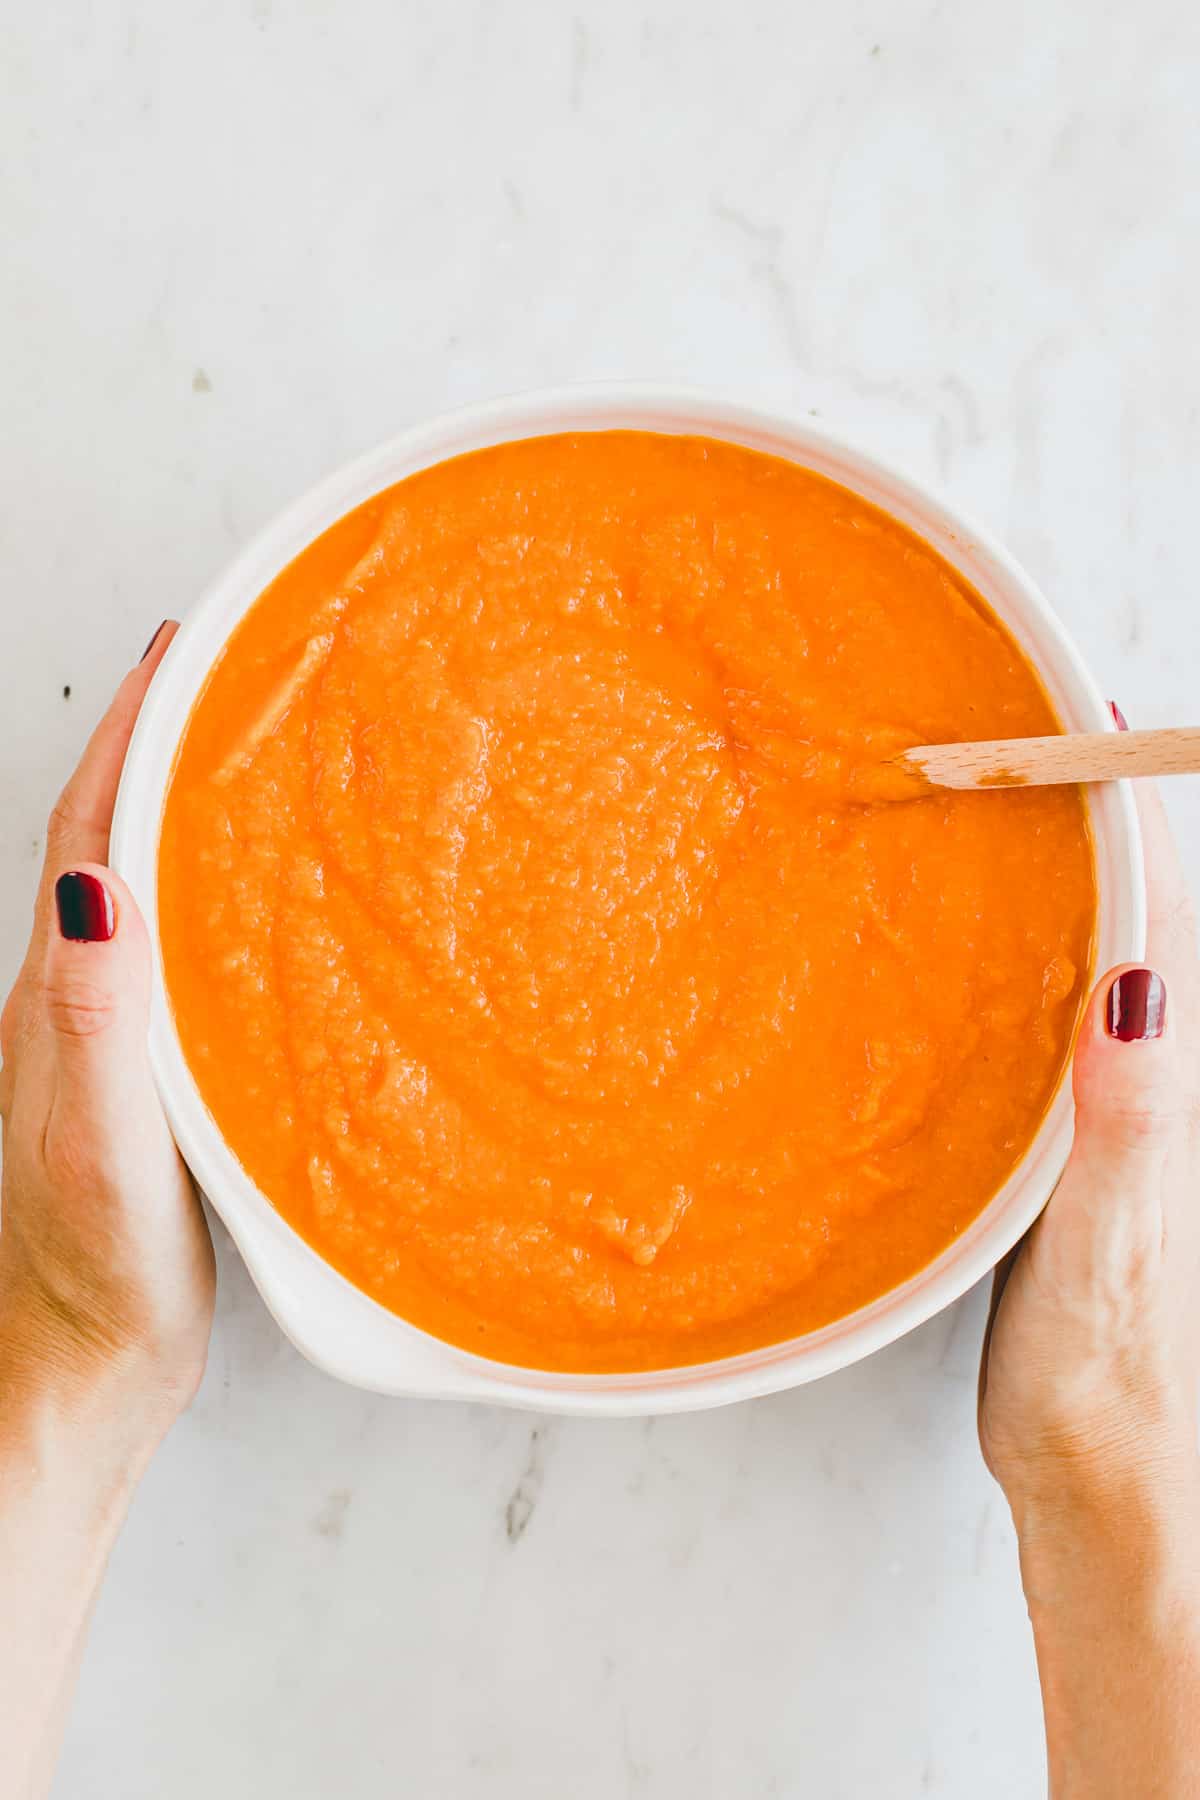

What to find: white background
left=3, top=3, right=1199, bottom=1795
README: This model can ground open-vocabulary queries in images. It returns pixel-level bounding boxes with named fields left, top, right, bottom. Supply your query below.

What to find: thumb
left=1071, top=963, right=1174, bottom=1164
left=43, top=865, right=154, bottom=1124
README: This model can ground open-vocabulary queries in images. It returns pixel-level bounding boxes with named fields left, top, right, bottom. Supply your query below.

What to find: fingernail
left=1110, top=701, right=1130, bottom=732
left=140, top=620, right=169, bottom=663
left=1106, top=968, right=1166, bottom=1042
left=55, top=872, right=115, bottom=943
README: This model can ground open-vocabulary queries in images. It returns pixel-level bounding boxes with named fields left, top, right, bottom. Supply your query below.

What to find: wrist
left=1017, top=1459, right=1200, bottom=1800
left=0, top=1306, right=175, bottom=1499
left=994, top=1350, right=1199, bottom=1525
left=1013, top=1443, right=1200, bottom=1630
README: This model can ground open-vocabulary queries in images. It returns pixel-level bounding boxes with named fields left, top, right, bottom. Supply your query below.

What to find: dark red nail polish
left=1106, top=968, right=1166, bottom=1042
left=140, top=620, right=169, bottom=663
left=55, top=872, right=115, bottom=942
left=1110, top=701, right=1130, bottom=732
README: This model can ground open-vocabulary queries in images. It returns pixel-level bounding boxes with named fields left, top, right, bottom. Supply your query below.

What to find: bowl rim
left=110, top=380, right=1146, bottom=1414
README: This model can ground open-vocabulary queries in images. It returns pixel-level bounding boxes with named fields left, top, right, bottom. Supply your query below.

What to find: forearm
left=0, top=1346, right=156, bottom=1800
left=1015, top=1459, right=1200, bottom=1800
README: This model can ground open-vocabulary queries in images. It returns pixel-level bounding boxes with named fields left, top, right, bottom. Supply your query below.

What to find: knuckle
left=44, top=977, right=118, bottom=1041
left=1096, top=1090, right=1178, bottom=1148
left=43, top=1116, right=104, bottom=1187
left=0, top=985, right=20, bottom=1062
left=1107, top=1104, right=1165, bottom=1145
left=2, top=987, right=35, bottom=1127
left=46, top=789, right=84, bottom=851
left=1168, top=892, right=1199, bottom=945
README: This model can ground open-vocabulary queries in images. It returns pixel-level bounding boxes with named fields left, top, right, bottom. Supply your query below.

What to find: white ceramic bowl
left=110, top=384, right=1145, bottom=1415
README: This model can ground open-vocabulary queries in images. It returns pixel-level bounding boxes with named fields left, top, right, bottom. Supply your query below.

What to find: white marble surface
left=3, top=3, right=1199, bottom=1795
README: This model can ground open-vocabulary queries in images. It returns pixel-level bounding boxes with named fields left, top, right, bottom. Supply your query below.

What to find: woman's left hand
left=0, top=624, right=215, bottom=1448
left=0, top=627, right=215, bottom=1800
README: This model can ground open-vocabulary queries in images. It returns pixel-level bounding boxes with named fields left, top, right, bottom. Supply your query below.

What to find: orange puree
left=159, top=432, right=1095, bottom=1371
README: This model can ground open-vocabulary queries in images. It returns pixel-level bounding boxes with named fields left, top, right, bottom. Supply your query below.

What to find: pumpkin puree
left=159, top=432, right=1095, bottom=1371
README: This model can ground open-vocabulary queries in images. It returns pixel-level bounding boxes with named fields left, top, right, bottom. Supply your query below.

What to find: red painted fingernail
left=1106, top=968, right=1166, bottom=1042
left=140, top=620, right=169, bottom=663
left=55, top=872, right=115, bottom=942
left=1110, top=701, right=1130, bottom=732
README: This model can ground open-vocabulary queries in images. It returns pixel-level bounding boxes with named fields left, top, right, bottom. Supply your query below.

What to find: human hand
left=0, top=624, right=215, bottom=1453
left=978, top=777, right=1200, bottom=1522
left=977, top=763, right=1200, bottom=1796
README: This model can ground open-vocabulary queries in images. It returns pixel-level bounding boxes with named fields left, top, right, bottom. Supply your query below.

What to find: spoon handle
left=901, top=727, right=1200, bottom=791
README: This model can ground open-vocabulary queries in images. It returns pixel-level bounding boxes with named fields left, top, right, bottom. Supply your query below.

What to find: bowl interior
left=110, top=385, right=1145, bottom=1414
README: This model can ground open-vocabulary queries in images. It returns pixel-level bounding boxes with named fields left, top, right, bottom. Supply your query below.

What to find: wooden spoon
left=898, top=727, right=1200, bottom=793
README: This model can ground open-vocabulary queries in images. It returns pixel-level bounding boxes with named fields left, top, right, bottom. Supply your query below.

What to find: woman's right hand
left=979, top=778, right=1200, bottom=1517
left=0, top=624, right=215, bottom=1449
left=978, top=773, right=1200, bottom=1798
